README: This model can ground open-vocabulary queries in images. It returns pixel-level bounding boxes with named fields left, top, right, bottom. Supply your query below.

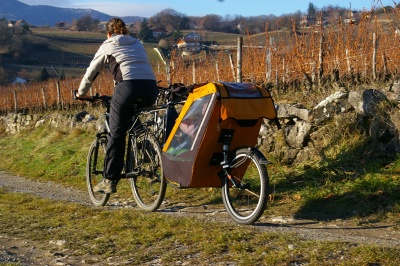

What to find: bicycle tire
left=129, top=132, right=166, bottom=211
left=86, top=137, right=110, bottom=206
left=222, top=147, right=269, bottom=225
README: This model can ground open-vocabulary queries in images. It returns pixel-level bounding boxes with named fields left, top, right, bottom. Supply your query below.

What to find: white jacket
left=78, top=34, right=155, bottom=95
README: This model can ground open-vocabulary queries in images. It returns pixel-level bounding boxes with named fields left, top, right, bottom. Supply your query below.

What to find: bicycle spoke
left=130, top=133, right=166, bottom=211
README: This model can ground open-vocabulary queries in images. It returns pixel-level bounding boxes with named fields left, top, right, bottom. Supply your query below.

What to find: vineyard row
left=1, top=16, right=400, bottom=113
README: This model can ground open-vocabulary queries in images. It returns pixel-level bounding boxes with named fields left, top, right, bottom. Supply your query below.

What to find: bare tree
left=200, top=15, right=223, bottom=31
left=149, top=8, right=190, bottom=32
left=75, top=15, right=100, bottom=31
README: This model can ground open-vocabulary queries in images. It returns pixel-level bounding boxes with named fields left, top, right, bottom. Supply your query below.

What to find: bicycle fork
left=93, top=135, right=106, bottom=176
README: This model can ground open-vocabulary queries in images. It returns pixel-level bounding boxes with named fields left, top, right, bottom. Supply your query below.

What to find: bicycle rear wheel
left=129, top=133, right=166, bottom=211
left=86, top=137, right=110, bottom=206
left=222, top=147, right=269, bottom=225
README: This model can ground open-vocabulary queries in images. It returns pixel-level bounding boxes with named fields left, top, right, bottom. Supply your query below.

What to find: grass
left=0, top=191, right=399, bottom=265
left=0, top=114, right=400, bottom=264
left=263, top=110, right=400, bottom=223
left=0, top=126, right=90, bottom=187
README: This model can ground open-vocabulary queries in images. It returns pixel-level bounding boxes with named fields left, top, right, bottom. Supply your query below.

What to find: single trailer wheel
left=222, top=147, right=269, bottom=225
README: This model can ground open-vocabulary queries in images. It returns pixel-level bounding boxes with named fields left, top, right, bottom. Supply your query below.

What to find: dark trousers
left=104, top=79, right=159, bottom=181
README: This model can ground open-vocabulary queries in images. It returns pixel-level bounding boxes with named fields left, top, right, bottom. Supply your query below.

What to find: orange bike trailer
left=161, top=82, right=278, bottom=188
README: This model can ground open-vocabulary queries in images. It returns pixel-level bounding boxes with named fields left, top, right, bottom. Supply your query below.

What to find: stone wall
left=1, top=81, right=399, bottom=165
left=259, top=80, right=400, bottom=164
left=0, top=111, right=96, bottom=135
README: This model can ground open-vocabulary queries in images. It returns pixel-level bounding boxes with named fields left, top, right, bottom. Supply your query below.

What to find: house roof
left=183, top=32, right=201, bottom=39
left=176, top=38, right=201, bottom=45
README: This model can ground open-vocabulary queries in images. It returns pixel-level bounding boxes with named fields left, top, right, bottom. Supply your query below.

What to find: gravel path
left=1, top=171, right=399, bottom=265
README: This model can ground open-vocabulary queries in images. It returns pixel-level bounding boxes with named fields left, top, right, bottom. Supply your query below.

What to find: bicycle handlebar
left=73, top=82, right=192, bottom=105
left=74, top=90, right=112, bottom=103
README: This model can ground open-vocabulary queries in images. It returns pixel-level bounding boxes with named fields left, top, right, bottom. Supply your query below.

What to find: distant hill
left=0, top=0, right=144, bottom=27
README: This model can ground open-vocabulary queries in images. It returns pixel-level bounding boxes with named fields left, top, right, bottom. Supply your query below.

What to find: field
left=13, top=28, right=165, bottom=79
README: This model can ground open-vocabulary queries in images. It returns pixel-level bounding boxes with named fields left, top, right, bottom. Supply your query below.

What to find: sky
left=18, top=0, right=397, bottom=18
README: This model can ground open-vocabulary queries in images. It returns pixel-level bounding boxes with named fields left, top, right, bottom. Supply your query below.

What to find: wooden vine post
left=318, top=33, right=325, bottom=87
left=229, top=54, right=236, bottom=82
left=13, top=90, right=18, bottom=113
left=56, top=80, right=61, bottom=110
left=41, top=88, right=47, bottom=110
left=166, top=61, right=171, bottom=85
left=192, top=61, right=196, bottom=84
left=265, top=48, right=272, bottom=82
left=372, top=32, right=377, bottom=81
left=382, top=53, right=388, bottom=78
left=282, top=58, right=285, bottom=85
left=215, top=62, right=220, bottom=81
left=236, top=37, right=243, bottom=83
left=346, top=49, right=351, bottom=73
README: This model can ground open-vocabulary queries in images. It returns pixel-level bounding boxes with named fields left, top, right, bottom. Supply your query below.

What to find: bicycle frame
left=95, top=95, right=183, bottom=178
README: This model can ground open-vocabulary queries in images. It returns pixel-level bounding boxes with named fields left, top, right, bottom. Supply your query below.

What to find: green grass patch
left=0, top=125, right=91, bottom=188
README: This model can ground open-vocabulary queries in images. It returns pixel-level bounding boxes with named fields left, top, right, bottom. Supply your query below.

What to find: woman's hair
left=106, top=18, right=128, bottom=35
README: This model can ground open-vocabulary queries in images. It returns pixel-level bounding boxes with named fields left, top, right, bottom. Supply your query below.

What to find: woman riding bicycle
left=76, top=18, right=159, bottom=194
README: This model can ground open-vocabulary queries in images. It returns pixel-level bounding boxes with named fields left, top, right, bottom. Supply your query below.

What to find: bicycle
left=75, top=89, right=170, bottom=211
left=75, top=82, right=277, bottom=225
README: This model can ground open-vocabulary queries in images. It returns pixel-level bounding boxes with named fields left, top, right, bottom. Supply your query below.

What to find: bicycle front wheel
left=129, top=133, right=166, bottom=211
left=86, top=137, right=110, bottom=206
left=222, top=147, right=269, bottom=225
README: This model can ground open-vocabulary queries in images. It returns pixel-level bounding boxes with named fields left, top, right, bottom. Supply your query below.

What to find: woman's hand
left=75, top=92, right=92, bottom=100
